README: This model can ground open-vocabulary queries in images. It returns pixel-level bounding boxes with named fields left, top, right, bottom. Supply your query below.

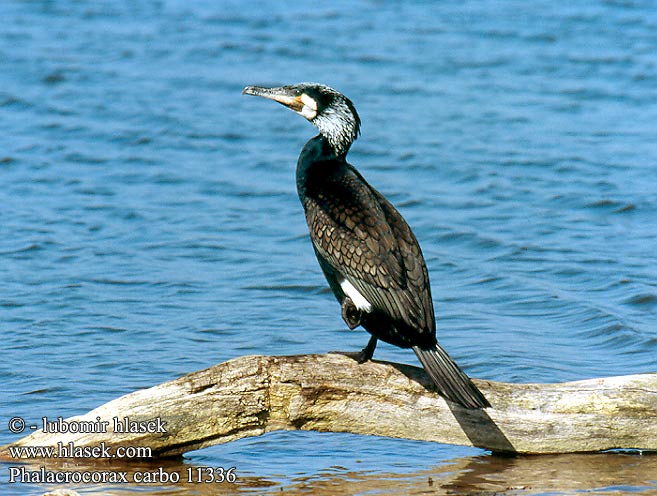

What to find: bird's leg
left=341, top=296, right=362, bottom=329
left=329, top=335, right=378, bottom=364
left=355, top=335, right=378, bottom=363
left=329, top=298, right=377, bottom=362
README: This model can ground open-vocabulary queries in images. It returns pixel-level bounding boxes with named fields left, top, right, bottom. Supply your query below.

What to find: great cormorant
left=243, top=83, right=490, bottom=409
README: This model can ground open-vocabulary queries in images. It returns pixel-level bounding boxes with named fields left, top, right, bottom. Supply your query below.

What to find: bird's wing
left=368, top=184, right=436, bottom=334
left=303, top=165, right=434, bottom=336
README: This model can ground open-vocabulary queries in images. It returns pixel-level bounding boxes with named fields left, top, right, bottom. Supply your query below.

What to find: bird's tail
left=413, top=344, right=490, bottom=409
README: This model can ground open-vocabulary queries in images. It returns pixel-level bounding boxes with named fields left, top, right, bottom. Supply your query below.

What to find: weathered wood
left=2, top=354, right=656, bottom=461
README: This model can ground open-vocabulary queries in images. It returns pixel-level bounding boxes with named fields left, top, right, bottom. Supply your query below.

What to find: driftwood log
left=2, top=353, right=656, bottom=461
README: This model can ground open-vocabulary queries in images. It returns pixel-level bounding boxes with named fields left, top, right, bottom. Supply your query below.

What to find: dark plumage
left=243, top=82, right=490, bottom=409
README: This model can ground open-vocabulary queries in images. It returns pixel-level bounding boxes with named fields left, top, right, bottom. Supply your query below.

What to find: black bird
left=243, top=83, right=490, bottom=409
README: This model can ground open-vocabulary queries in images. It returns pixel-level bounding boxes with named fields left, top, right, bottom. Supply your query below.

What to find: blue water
left=2, top=0, right=657, bottom=494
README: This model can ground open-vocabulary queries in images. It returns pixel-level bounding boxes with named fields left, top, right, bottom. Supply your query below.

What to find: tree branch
left=2, top=354, right=656, bottom=460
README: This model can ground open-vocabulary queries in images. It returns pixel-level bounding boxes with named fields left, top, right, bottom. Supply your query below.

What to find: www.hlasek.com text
left=9, top=441, right=152, bottom=459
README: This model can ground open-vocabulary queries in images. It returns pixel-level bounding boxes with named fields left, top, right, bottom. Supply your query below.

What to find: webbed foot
left=341, top=297, right=362, bottom=330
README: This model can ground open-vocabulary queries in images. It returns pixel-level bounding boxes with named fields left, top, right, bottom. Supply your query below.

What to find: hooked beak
left=242, top=85, right=304, bottom=112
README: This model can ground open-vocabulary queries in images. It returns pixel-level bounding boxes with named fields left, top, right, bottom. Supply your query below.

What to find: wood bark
left=2, top=353, right=656, bottom=461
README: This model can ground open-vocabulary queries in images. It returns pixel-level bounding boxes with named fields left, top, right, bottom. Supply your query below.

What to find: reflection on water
left=14, top=451, right=657, bottom=495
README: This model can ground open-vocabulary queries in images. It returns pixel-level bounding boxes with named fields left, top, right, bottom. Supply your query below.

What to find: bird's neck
left=302, top=134, right=344, bottom=161
left=313, top=111, right=357, bottom=156
left=296, top=135, right=347, bottom=199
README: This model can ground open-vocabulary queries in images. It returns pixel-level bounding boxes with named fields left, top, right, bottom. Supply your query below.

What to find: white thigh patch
left=340, top=279, right=372, bottom=312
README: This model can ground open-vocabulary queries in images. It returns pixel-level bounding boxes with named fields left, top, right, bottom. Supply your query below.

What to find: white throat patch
left=340, top=279, right=372, bottom=312
left=299, top=93, right=318, bottom=120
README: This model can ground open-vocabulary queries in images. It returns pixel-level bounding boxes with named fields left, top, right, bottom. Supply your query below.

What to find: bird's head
left=243, top=82, right=361, bottom=156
